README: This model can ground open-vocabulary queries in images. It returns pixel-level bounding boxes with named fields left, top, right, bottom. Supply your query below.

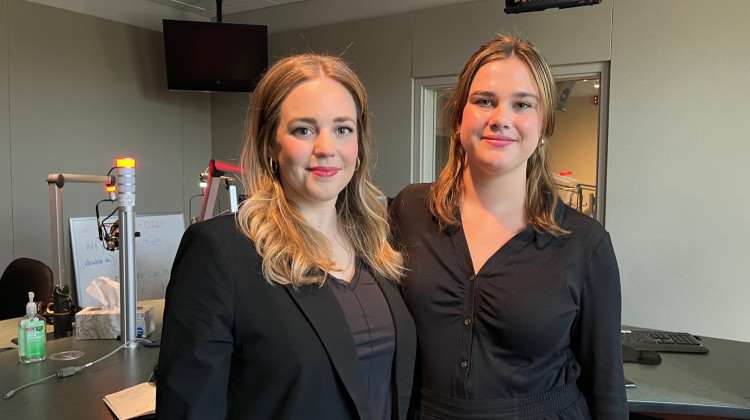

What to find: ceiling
left=145, top=0, right=306, bottom=18
left=559, top=78, right=601, bottom=99
left=27, top=0, right=481, bottom=32
left=144, top=0, right=482, bottom=24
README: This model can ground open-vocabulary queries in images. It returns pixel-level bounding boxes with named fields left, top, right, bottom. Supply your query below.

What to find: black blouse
left=390, top=183, right=628, bottom=419
left=329, top=260, right=396, bottom=420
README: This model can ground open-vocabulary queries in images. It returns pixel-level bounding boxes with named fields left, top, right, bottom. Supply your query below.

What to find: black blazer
left=156, top=214, right=416, bottom=420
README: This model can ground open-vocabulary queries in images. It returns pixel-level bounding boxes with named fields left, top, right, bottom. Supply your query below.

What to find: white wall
left=221, top=0, right=750, bottom=342
left=1, top=0, right=212, bottom=301
left=607, top=0, right=750, bottom=341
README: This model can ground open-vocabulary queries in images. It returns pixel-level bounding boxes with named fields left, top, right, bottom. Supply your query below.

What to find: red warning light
left=593, top=95, right=599, bottom=105
left=105, top=185, right=116, bottom=192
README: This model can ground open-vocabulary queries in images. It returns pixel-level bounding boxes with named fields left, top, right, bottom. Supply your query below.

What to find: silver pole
left=46, top=173, right=116, bottom=289
left=116, top=164, right=137, bottom=347
left=48, top=184, right=65, bottom=288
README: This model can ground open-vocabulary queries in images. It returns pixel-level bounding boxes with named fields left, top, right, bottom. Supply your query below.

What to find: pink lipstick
left=308, top=167, right=339, bottom=177
left=482, top=135, right=516, bottom=147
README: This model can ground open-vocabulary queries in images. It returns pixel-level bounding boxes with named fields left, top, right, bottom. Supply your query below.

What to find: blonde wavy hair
left=236, top=54, right=404, bottom=287
left=430, top=34, right=568, bottom=236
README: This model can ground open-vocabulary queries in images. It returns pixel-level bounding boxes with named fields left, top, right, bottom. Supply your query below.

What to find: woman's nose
left=313, top=130, right=336, bottom=155
left=490, top=106, right=512, bottom=130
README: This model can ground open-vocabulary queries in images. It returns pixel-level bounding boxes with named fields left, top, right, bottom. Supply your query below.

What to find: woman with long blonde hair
left=158, top=53, right=415, bottom=420
left=390, top=35, right=627, bottom=419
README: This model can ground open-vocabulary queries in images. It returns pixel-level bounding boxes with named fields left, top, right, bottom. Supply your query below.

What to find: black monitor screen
left=163, top=20, right=268, bottom=92
left=504, top=0, right=602, bottom=14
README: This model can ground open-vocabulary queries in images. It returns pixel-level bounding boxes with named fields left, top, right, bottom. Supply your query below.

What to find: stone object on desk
left=75, top=305, right=155, bottom=340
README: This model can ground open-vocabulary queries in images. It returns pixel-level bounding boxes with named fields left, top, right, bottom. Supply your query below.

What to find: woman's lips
left=482, top=135, right=516, bottom=147
left=308, top=167, right=340, bottom=177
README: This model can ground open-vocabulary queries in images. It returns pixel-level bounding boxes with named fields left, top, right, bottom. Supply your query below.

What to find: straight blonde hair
left=430, top=34, right=568, bottom=236
left=236, top=54, right=404, bottom=287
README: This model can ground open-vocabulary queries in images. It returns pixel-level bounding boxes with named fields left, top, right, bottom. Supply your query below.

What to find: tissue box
left=75, top=305, right=155, bottom=340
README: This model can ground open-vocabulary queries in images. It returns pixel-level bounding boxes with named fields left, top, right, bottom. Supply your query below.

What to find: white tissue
left=86, top=276, right=120, bottom=309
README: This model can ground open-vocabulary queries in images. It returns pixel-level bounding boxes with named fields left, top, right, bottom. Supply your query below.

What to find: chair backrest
left=0, top=258, right=55, bottom=320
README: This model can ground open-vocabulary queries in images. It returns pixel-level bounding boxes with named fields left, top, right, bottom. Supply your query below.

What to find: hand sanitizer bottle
left=18, top=291, right=47, bottom=363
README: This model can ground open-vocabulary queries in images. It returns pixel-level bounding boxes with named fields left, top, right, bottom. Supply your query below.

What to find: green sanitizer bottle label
left=18, top=324, right=26, bottom=358
left=23, top=320, right=46, bottom=359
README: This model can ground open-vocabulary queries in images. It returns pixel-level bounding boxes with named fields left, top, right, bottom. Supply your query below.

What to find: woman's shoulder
left=392, top=183, right=432, bottom=209
left=187, top=213, right=243, bottom=235
left=557, top=202, right=609, bottom=243
left=399, top=182, right=432, bottom=195
left=183, top=214, right=257, bottom=255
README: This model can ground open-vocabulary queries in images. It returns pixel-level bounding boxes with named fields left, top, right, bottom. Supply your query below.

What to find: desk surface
left=625, top=331, right=750, bottom=419
left=1, top=300, right=163, bottom=419
left=3, top=309, right=750, bottom=419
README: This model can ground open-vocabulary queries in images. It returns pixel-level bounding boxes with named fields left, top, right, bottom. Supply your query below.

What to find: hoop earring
left=354, top=158, right=361, bottom=171
left=268, top=158, right=278, bottom=174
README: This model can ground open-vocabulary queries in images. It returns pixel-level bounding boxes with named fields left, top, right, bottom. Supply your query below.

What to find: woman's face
left=273, top=77, right=359, bottom=211
left=458, top=56, right=542, bottom=179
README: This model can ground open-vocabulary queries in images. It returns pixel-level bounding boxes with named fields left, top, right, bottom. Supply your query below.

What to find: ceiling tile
left=147, top=0, right=305, bottom=18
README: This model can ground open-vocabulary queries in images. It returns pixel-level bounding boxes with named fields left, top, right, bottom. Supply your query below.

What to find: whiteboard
left=69, top=213, right=186, bottom=308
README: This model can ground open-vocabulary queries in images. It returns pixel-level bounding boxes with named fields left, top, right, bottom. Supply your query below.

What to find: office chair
left=0, top=257, right=55, bottom=321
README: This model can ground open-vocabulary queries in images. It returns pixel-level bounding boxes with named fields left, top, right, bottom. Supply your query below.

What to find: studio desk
left=0, top=300, right=163, bottom=419
left=624, top=330, right=750, bottom=419
left=2, top=303, right=749, bottom=419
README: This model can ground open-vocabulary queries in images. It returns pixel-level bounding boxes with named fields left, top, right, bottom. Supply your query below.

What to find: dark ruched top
left=390, top=183, right=628, bottom=419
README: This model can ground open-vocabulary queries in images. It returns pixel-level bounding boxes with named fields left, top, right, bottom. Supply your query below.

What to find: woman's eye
left=292, top=127, right=313, bottom=136
left=475, top=98, right=494, bottom=108
left=514, top=101, right=533, bottom=110
left=335, top=126, right=354, bottom=135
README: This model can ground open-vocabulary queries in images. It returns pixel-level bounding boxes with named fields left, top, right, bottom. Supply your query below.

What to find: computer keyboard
left=621, top=330, right=709, bottom=354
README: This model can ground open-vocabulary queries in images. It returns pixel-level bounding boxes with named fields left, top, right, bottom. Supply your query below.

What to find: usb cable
left=4, top=338, right=155, bottom=399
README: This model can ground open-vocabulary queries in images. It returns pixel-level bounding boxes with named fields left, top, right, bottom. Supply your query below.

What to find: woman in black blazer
left=156, top=54, right=416, bottom=420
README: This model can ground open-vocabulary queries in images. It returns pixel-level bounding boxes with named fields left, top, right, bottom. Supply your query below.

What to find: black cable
left=101, top=201, right=119, bottom=224
left=188, top=193, right=203, bottom=222
left=96, top=199, right=119, bottom=249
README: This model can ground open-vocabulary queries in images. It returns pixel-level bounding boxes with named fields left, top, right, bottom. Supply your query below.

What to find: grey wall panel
left=0, top=0, right=12, bottom=271
left=210, top=92, right=249, bottom=165
left=608, top=0, right=750, bottom=341
left=5, top=0, right=210, bottom=295
left=181, top=92, right=213, bottom=224
left=412, top=0, right=613, bottom=78
left=233, top=13, right=415, bottom=197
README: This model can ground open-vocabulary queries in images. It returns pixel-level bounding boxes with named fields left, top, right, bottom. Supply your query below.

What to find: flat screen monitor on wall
left=504, top=0, right=602, bottom=14
left=162, top=19, right=268, bottom=92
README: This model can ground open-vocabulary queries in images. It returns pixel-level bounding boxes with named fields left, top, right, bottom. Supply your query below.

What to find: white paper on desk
left=103, top=382, right=155, bottom=420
